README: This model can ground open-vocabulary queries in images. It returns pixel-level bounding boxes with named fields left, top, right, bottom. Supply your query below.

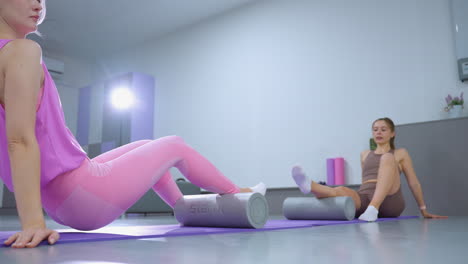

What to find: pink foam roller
left=334, top=157, right=345, bottom=185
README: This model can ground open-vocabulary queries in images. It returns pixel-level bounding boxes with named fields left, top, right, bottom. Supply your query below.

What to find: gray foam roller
left=174, top=192, right=269, bottom=228
left=283, top=196, right=355, bottom=220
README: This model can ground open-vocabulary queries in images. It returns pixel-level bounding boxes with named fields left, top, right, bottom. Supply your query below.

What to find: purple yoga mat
left=326, top=158, right=335, bottom=185
left=0, top=216, right=418, bottom=247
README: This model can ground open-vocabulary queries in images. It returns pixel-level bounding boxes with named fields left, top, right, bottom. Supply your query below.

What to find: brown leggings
left=356, top=182, right=405, bottom=218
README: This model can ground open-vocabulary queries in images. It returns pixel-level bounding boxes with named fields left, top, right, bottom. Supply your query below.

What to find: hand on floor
left=4, top=226, right=60, bottom=248
left=422, top=211, right=448, bottom=219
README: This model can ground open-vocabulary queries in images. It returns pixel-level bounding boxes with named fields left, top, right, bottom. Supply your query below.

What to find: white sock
left=250, top=182, right=267, bottom=195
left=358, top=206, right=379, bottom=222
left=291, top=165, right=312, bottom=194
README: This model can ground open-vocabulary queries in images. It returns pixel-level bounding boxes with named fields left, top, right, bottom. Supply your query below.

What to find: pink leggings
left=41, top=136, right=240, bottom=230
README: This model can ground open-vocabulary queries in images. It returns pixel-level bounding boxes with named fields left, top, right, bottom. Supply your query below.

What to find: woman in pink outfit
left=0, top=0, right=264, bottom=248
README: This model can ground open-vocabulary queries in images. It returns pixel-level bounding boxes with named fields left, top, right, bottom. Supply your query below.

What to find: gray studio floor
left=0, top=214, right=466, bottom=264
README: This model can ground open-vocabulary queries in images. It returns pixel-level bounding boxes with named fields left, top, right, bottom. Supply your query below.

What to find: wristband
left=419, top=205, right=427, bottom=210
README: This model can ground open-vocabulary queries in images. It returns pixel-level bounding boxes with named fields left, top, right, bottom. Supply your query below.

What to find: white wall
left=451, top=0, right=468, bottom=59
left=98, top=0, right=467, bottom=188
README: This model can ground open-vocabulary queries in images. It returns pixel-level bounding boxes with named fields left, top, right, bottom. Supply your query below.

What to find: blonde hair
left=38, top=0, right=47, bottom=25
left=33, top=0, right=46, bottom=36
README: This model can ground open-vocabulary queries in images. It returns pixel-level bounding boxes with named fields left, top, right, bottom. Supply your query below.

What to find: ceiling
left=30, top=0, right=259, bottom=59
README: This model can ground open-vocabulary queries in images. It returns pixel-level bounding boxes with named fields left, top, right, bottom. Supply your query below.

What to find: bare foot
left=239, top=187, right=253, bottom=193
left=238, top=182, right=267, bottom=195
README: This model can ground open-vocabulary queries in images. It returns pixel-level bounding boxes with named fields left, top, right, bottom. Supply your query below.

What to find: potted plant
left=444, top=92, right=464, bottom=118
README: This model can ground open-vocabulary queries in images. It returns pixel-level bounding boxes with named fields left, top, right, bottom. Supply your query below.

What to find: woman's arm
left=360, top=150, right=370, bottom=169
left=2, top=39, right=59, bottom=248
left=360, top=150, right=370, bottom=180
left=400, top=148, right=447, bottom=219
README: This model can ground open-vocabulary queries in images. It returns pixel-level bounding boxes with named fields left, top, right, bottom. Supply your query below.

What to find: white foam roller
left=174, top=192, right=269, bottom=228
left=283, top=196, right=355, bottom=220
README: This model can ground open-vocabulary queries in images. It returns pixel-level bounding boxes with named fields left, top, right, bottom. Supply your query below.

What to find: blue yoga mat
left=0, top=216, right=418, bottom=246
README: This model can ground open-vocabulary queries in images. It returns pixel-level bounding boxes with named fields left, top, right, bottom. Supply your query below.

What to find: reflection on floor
left=0, top=214, right=466, bottom=264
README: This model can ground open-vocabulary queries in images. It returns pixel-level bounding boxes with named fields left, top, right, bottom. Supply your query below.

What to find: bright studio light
left=111, top=87, right=135, bottom=110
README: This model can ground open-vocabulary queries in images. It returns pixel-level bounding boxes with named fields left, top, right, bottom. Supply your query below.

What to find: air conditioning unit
left=43, top=56, right=65, bottom=76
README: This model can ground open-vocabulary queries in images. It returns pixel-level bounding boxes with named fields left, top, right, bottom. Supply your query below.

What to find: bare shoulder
left=394, top=148, right=410, bottom=161
left=5, top=39, right=41, bottom=52
left=0, top=40, right=44, bottom=98
left=1, top=39, right=42, bottom=63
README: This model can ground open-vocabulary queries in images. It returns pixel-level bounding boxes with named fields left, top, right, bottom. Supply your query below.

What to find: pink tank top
left=0, top=39, right=87, bottom=192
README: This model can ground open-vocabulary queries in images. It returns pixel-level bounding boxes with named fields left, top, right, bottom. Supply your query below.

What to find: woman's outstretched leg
left=291, top=166, right=361, bottom=209
left=92, top=138, right=260, bottom=206
left=94, top=137, right=263, bottom=207
left=91, top=140, right=152, bottom=163
left=43, top=136, right=251, bottom=230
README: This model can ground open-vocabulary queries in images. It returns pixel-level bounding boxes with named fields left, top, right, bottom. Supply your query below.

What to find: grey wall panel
left=396, top=117, right=468, bottom=216
left=2, top=185, right=15, bottom=208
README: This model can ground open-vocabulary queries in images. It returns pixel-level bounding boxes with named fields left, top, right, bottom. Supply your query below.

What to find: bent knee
left=334, top=186, right=360, bottom=208
left=380, top=153, right=397, bottom=166
left=160, top=135, right=185, bottom=144
left=135, top=139, right=152, bottom=144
